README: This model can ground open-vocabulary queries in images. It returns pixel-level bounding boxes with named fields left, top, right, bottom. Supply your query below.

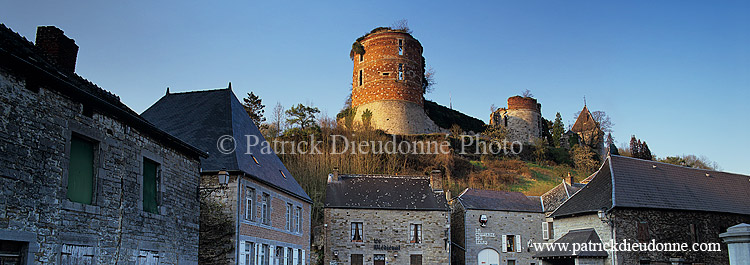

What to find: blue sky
left=2, top=1, right=748, bottom=174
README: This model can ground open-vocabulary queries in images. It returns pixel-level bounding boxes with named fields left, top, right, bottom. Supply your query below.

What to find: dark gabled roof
left=456, top=188, right=543, bottom=213
left=571, top=105, right=598, bottom=133
left=540, top=180, right=585, bottom=213
left=553, top=155, right=750, bottom=218
left=0, top=24, right=206, bottom=159
left=324, top=175, right=449, bottom=211
left=551, top=158, right=613, bottom=218
left=534, top=228, right=608, bottom=259
left=142, top=88, right=311, bottom=202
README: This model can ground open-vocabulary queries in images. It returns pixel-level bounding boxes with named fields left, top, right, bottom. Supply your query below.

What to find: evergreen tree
left=552, top=112, right=564, bottom=148
left=242, top=92, right=266, bottom=125
left=629, top=135, right=640, bottom=158
left=285, top=103, right=320, bottom=130
left=641, top=141, right=653, bottom=160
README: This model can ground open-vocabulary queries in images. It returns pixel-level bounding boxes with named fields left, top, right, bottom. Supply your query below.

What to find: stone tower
left=350, top=28, right=441, bottom=134
left=490, top=96, right=542, bottom=143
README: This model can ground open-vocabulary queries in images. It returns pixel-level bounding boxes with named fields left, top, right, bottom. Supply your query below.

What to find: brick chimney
left=566, top=172, right=574, bottom=185
left=327, top=167, right=340, bottom=183
left=35, top=26, right=78, bottom=74
left=430, top=169, right=443, bottom=192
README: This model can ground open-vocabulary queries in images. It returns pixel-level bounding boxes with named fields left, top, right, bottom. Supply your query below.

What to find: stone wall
left=0, top=67, right=201, bottom=264
left=552, top=214, right=613, bottom=265
left=490, top=97, right=542, bottom=143
left=324, top=208, right=450, bottom=265
left=352, top=100, right=446, bottom=135
left=457, top=208, right=544, bottom=265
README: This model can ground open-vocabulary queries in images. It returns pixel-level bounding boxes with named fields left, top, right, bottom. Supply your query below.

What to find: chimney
left=430, top=169, right=443, bottom=192
left=327, top=167, right=339, bottom=183
left=35, top=26, right=78, bottom=74
left=566, top=172, right=574, bottom=185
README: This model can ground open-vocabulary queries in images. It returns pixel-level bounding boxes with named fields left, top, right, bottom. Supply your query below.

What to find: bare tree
left=573, top=110, right=614, bottom=134
left=423, top=67, right=436, bottom=94
left=490, top=104, right=498, bottom=113
left=271, top=102, right=285, bottom=137
left=391, top=19, right=412, bottom=33
left=522, top=89, right=533, bottom=98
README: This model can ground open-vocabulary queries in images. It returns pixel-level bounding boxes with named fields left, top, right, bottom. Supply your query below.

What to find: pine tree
left=629, top=135, right=640, bottom=158
left=242, top=92, right=265, bottom=125
left=552, top=112, right=564, bottom=148
left=641, top=141, right=653, bottom=160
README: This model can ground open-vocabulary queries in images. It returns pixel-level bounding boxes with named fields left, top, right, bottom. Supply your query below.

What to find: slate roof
left=325, top=175, right=449, bottom=211
left=552, top=155, right=750, bottom=218
left=456, top=188, right=543, bottom=213
left=540, top=180, right=584, bottom=213
left=0, top=24, right=206, bottom=159
left=534, top=228, right=608, bottom=259
left=142, top=88, right=311, bottom=202
left=571, top=105, right=598, bottom=133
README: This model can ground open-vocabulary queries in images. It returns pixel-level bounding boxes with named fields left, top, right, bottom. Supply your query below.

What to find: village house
left=0, top=25, right=207, bottom=264
left=451, top=188, right=546, bottom=265
left=539, top=175, right=586, bottom=243
left=323, top=170, right=451, bottom=265
left=535, top=155, right=750, bottom=265
left=142, top=87, right=312, bottom=265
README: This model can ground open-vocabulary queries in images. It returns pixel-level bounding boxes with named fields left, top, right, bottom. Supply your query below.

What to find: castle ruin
left=490, top=96, right=543, bottom=143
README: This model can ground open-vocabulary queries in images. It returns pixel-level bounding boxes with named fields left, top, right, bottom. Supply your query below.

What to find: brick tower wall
left=350, top=30, right=443, bottom=134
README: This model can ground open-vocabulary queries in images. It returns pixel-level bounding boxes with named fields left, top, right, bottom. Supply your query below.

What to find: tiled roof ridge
left=611, top=154, right=749, bottom=179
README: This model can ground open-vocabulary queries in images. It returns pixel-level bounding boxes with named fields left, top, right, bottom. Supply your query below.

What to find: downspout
left=236, top=173, right=243, bottom=264
left=607, top=156, right=617, bottom=265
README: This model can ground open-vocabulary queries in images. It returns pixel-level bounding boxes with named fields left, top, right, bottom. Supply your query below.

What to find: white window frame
left=296, top=206, right=303, bottom=233
left=409, top=223, right=422, bottom=243
left=246, top=187, right=255, bottom=221
left=261, top=193, right=270, bottom=225
left=542, top=222, right=549, bottom=240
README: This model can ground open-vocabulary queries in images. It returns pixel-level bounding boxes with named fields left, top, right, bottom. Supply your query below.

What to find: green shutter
left=143, top=159, right=159, bottom=214
left=68, top=136, right=94, bottom=204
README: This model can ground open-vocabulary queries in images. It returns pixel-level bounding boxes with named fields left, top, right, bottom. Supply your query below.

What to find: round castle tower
left=490, top=96, right=542, bottom=143
left=351, top=28, right=441, bottom=134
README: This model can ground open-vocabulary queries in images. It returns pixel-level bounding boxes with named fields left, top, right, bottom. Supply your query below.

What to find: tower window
left=398, top=39, right=404, bottom=55
left=359, top=53, right=363, bottom=62
left=398, top=64, right=404, bottom=80
left=359, top=70, right=363, bottom=86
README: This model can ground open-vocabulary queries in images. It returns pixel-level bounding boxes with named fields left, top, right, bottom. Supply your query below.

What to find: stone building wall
left=353, top=100, right=445, bottom=135
left=612, top=208, right=750, bottom=265
left=0, top=67, right=201, bottom=264
left=456, top=208, right=544, bottom=265
left=552, top=214, right=614, bottom=265
left=324, top=208, right=451, bottom=265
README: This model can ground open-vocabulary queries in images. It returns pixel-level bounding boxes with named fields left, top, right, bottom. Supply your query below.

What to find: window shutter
left=502, top=235, right=507, bottom=253
left=301, top=250, right=305, bottom=265
left=283, top=247, right=288, bottom=265
left=515, top=235, right=522, bottom=253
left=239, top=242, right=246, bottom=265
left=292, top=249, right=298, bottom=265
left=255, top=244, right=260, bottom=265
left=542, top=222, right=548, bottom=240
left=269, top=246, right=274, bottom=265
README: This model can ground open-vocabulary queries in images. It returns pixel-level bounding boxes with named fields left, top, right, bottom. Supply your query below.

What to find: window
left=359, top=70, right=363, bottom=86
left=239, top=241, right=254, bottom=265
left=286, top=203, right=292, bottom=231
left=504, top=235, right=520, bottom=252
left=68, top=134, right=95, bottom=204
left=261, top=193, right=270, bottom=225
left=637, top=221, right=650, bottom=242
left=61, top=244, right=95, bottom=264
left=410, top=224, right=422, bottom=243
left=351, top=222, right=363, bottom=242
left=542, top=222, right=553, bottom=240
left=246, top=187, right=255, bottom=221
left=410, top=254, right=422, bottom=265
left=374, top=254, right=386, bottom=265
left=296, top=206, right=303, bottom=233
left=258, top=244, right=268, bottom=265
left=287, top=248, right=293, bottom=265
left=142, top=158, right=160, bottom=214
left=1, top=241, right=27, bottom=264
left=398, top=39, right=403, bottom=55
left=137, top=250, right=159, bottom=265
left=507, top=260, right=515, bottom=265
left=398, top=64, right=404, bottom=80
left=297, top=249, right=303, bottom=265
left=359, top=53, right=364, bottom=62
left=276, top=246, right=283, bottom=265
left=292, top=249, right=298, bottom=265
left=351, top=254, right=363, bottom=265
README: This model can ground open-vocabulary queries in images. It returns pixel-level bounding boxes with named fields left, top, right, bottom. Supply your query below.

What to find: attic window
left=251, top=155, right=260, bottom=165
left=280, top=170, right=286, bottom=179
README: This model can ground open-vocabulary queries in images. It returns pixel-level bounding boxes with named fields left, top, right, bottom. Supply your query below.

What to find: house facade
left=451, top=188, right=545, bottom=265
left=0, top=25, right=206, bottom=264
left=324, top=170, right=451, bottom=265
left=536, top=155, right=750, bottom=265
left=143, top=87, right=313, bottom=265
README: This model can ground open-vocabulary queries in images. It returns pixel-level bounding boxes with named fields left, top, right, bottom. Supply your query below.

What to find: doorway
left=477, top=248, right=499, bottom=265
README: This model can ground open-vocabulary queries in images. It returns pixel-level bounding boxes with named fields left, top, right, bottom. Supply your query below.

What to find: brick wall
left=0, top=67, right=201, bottom=264
left=324, top=208, right=450, bottom=265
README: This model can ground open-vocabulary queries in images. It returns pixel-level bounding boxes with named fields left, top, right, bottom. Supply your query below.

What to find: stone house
left=0, top=25, right=207, bottom=264
left=539, top=176, right=586, bottom=243
left=451, top=188, right=545, bottom=265
left=142, top=87, right=312, bottom=265
left=535, top=155, right=750, bottom=265
left=323, top=170, right=451, bottom=265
